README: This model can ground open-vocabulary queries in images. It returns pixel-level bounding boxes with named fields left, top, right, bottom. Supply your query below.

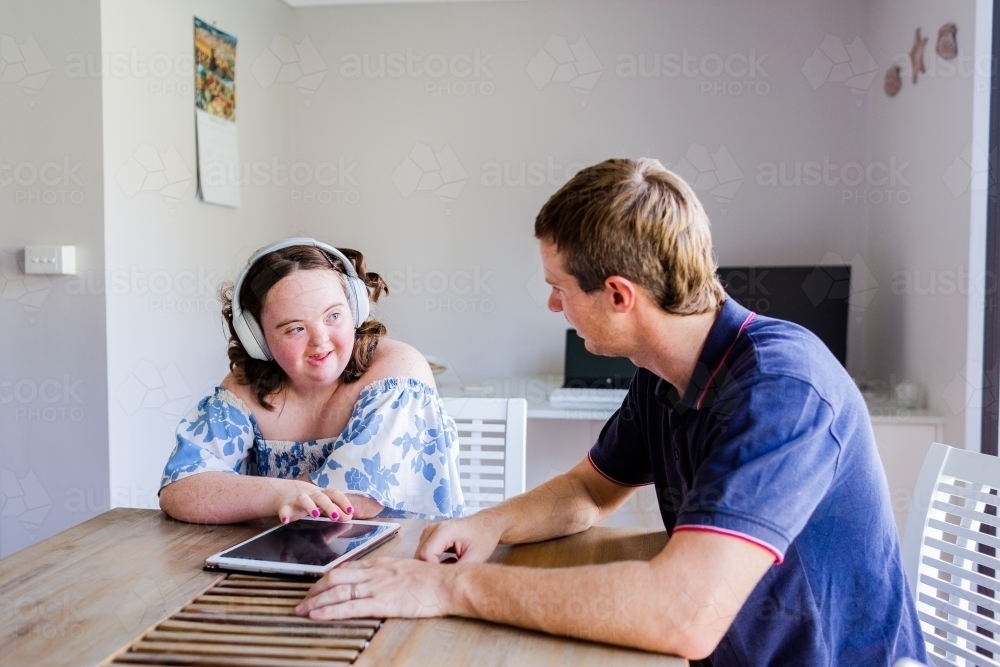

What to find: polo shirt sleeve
left=587, top=379, right=654, bottom=487
left=674, top=375, right=842, bottom=564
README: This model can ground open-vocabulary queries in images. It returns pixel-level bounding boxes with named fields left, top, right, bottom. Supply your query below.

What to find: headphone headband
left=231, top=237, right=371, bottom=361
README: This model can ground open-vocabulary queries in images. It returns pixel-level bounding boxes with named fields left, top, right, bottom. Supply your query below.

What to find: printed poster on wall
left=194, top=17, right=240, bottom=208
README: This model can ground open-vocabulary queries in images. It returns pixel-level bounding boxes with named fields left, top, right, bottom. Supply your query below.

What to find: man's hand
left=415, top=513, right=505, bottom=564
left=295, top=557, right=459, bottom=620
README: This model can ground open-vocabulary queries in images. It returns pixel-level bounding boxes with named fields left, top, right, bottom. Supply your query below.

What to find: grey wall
left=0, top=0, right=989, bottom=555
left=0, top=0, right=109, bottom=557
left=101, top=0, right=296, bottom=507
left=290, top=0, right=873, bottom=387
left=864, top=0, right=982, bottom=450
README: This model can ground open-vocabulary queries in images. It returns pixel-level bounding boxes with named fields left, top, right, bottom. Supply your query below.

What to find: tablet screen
left=222, top=521, right=394, bottom=566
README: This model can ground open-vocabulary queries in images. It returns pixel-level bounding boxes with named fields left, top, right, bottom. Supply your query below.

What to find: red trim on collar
left=695, top=312, right=756, bottom=410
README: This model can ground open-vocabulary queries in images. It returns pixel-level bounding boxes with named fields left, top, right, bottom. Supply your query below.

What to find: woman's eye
left=327, top=312, right=340, bottom=322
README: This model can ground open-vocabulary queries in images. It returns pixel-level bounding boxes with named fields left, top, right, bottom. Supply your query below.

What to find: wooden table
left=0, top=509, right=686, bottom=666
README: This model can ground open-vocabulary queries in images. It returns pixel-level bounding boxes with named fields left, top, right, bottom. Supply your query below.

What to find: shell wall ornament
left=884, top=64, right=902, bottom=96
left=937, top=23, right=958, bottom=60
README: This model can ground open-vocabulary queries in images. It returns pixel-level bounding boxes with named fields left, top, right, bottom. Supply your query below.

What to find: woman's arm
left=159, top=472, right=362, bottom=523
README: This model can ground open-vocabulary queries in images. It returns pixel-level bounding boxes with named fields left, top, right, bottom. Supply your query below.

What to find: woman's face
left=259, top=269, right=356, bottom=390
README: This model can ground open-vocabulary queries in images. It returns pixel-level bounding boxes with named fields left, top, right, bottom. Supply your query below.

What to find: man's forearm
left=450, top=559, right=692, bottom=656
left=478, top=462, right=623, bottom=546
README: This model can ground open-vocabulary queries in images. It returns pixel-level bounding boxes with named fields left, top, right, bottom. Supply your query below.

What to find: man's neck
left=628, top=307, right=721, bottom=397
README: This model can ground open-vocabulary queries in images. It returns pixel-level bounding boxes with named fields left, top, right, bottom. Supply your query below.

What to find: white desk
left=526, top=400, right=618, bottom=421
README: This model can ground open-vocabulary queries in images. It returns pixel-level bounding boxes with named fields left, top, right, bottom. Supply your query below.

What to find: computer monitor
left=564, top=329, right=638, bottom=389
left=717, top=265, right=850, bottom=366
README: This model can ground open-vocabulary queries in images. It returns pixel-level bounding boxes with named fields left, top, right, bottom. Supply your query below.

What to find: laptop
left=549, top=329, right=637, bottom=406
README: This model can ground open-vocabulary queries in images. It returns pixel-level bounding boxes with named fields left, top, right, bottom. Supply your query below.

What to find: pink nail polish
left=281, top=516, right=288, bottom=523
left=345, top=506, right=354, bottom=514
left=311, top=509, right=320, bottom=517
left=332, top=512, right=340, bottom=519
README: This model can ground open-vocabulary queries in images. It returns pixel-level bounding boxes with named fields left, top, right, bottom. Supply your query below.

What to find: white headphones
left=231, top=237, right=371, bottom=361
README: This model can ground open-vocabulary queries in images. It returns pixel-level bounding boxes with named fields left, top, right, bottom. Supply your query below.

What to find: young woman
left=158, top=238, right=465, bottom=524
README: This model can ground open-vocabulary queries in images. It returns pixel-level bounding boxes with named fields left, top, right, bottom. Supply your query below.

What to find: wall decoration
left=884, top=64, right=902, bottom=97
left=194, top=17, right=240, bottom=208
left=937, top=23, right=958, bottom=60
left=909, top=28, right=927, bottom=84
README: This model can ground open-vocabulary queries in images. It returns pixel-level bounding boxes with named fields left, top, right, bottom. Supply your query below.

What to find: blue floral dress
left=160, top=377, right=465, bottom=519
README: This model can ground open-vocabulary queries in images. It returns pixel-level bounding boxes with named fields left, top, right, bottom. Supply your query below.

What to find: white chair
left=443, top=397, right=527, bottom=513
left=902, top=442, right=1000, bottom=666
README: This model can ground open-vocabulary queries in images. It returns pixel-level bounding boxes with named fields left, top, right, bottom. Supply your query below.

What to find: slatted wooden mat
left=99, top=573, right=381, bottom=667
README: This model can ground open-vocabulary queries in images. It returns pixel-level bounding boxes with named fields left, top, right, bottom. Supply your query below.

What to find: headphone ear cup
left=233, top=309, right=272, bottom=361
left=344, top=275, right=370, bottom=327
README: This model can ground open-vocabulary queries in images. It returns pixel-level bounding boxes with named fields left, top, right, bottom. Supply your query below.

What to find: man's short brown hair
left=534, top=158, right=725, bottom=315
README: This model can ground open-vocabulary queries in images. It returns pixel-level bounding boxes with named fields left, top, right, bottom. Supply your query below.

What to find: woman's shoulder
left=361, top=338, right=436, bottom=388
left=218, top=374, right=260, bottom=413
left=178, top=378, right=257, bottom=437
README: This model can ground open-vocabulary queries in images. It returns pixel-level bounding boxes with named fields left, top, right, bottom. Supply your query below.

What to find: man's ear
left=604, top=276, right=639, bottom=313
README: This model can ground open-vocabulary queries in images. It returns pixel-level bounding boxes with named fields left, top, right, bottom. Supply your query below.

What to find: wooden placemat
left=99, top=573, right=381, bottom=667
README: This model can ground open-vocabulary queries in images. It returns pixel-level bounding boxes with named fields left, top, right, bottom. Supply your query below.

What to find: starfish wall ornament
left=910, top=28, right=928, bottom=84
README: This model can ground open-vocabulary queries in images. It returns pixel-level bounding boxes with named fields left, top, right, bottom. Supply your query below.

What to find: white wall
left=285, top=0, right=898, bottom=527
left=101, top=0, right=296, bottom=506
left=863, top=0, right=982, bottom=450
left=0, top=0, right=109, bottom=557
left=95, top=0, right=891, bottom=516
left=290, top=0, right=873, bottom=389
left=2, top=0, right=989, bottom=548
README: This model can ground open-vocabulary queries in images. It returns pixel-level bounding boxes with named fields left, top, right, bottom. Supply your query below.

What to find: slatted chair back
left=443, top=397, right=527, bottom=513
left=902, top=442, right=1000, bottom=666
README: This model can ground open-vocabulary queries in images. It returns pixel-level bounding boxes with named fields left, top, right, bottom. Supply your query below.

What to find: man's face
left=540, top=239, right=620, bottom=357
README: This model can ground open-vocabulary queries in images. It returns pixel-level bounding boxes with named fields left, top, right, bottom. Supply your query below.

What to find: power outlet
left=25, top=246, right=76, bottom=275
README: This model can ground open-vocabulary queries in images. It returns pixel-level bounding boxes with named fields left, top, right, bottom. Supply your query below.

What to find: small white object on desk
left=549, top=387, right=628, bottom=406
left=528, top=401, right=619, bottom=420
left=24, top=245, right=76, bottom=275
left=536, top=387, right=628, bottom=420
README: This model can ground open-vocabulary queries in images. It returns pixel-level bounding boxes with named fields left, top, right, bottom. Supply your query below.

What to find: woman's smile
left=307, top=350, right=333, bottom=366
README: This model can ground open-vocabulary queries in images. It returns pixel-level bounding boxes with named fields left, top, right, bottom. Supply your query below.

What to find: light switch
left=25, top=245, right=76, bottom=275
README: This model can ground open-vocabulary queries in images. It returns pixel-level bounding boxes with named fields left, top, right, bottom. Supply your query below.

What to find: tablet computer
left=205, top=519, right=400, bottom=577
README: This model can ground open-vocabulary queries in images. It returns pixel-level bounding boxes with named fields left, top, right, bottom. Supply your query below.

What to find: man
left=296, top=158, right=927, bottom=665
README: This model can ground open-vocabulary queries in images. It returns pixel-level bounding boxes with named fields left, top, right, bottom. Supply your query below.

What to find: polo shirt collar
left=653, top=298, right=756, bottom=411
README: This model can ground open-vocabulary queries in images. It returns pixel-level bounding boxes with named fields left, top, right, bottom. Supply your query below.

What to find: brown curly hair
left=220, top=245, right=389, bottom=410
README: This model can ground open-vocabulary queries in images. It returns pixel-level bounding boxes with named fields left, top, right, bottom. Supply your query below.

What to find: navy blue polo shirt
left=589, top=298, right=926, bottom=666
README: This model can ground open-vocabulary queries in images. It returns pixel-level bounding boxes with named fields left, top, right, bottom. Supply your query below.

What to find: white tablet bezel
left=205, top=518, right=400, bottom=577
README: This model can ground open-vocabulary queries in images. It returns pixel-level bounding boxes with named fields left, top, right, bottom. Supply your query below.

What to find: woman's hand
left=342, top=494, right=384, bottom=520
left=276, top=481, right=355, bottom=524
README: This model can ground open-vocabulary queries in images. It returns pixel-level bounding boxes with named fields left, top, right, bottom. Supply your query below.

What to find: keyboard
left=549, top=387, right=629, bottom=406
